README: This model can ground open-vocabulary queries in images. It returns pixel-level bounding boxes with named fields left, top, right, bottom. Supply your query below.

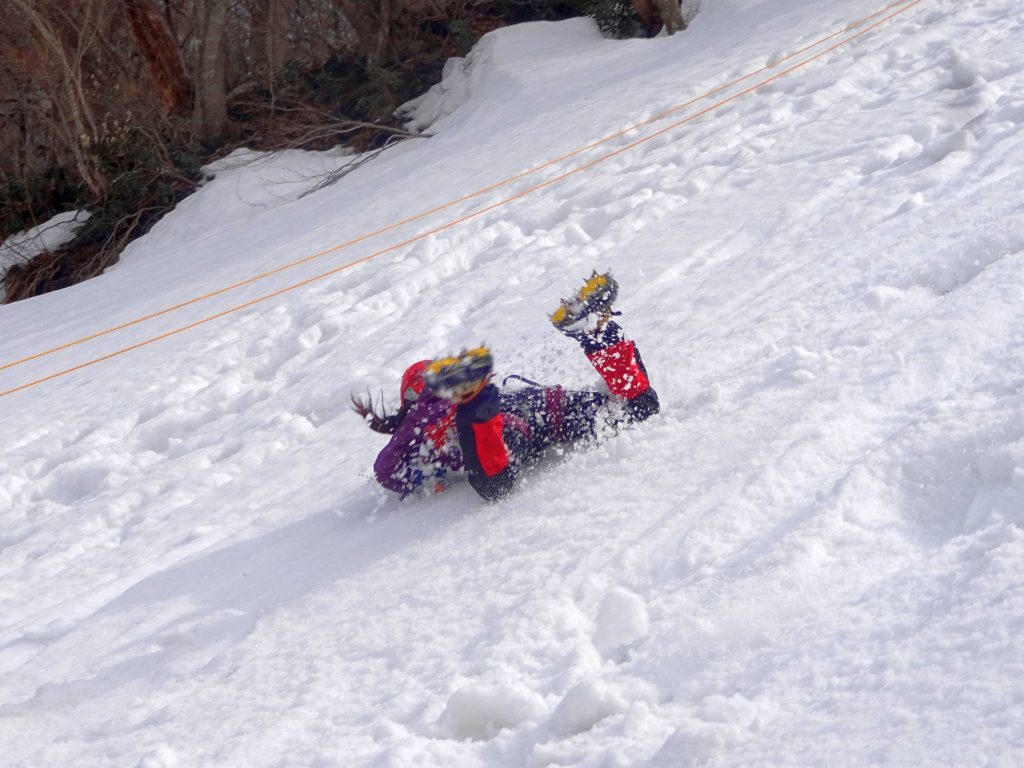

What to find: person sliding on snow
left=352, top=273, right=659, bottom=501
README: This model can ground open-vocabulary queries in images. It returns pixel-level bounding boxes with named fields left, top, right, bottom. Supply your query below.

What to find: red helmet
left=400, top=360, right=432, bottom=405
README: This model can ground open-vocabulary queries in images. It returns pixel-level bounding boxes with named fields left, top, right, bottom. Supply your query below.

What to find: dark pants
left=468, top=384, right=659, bottom=498
left=461, top=321, right=659, bottom=501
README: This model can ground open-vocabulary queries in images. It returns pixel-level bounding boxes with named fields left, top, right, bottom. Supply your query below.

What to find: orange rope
left=0, top=0, right=924, bottom=399
left=0, top=0, right=915, bottom=379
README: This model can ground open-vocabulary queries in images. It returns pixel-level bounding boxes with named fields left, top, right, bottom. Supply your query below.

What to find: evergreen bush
left=585, top=0, right=646, bottom=39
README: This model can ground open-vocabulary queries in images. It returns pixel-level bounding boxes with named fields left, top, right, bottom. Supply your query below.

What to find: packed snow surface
left=3, top=0, right=1024, bottom=765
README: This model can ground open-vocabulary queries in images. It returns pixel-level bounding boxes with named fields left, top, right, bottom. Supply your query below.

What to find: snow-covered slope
left=4, top=0, right=1024, bottom=765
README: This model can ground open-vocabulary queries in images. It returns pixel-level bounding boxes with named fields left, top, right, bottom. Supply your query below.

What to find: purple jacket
left=373, top=394, right=465, bottom=495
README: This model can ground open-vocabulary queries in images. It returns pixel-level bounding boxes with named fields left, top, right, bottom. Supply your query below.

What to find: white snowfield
left=3, top=0, right=1024, bottom=764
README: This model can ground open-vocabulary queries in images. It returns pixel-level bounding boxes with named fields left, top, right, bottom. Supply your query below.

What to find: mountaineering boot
left=550, top=271, right=619, bottom=335
left=553, top=272, right=658, bottom=417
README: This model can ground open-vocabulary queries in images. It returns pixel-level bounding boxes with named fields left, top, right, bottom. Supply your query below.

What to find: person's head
left=352, top=359, right=434, bottom=434
left=400, top=360, right=431, bottom=406
left=424, top=347, right=493, bottom=403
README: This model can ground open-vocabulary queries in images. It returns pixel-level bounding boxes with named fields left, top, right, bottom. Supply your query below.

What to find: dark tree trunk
left=193, top=0, right=229, bottom=142
left=8, top=0, right=108, bottom=198
left=253, top=0, right=291, bottom=113
left=266, top=0, right=290, bottom=73
left=652, top=0, right=686, bottom=34
left=123, top=0, right=192, bottom=116
left=336, top=0, right=387, bottom=68
left=369, top=0, right=391, bottom=68
left=628, top=0, right=659, bottom=31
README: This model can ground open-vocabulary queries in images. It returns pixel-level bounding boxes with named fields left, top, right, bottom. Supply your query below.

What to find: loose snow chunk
left=863, top=286, right=905, bottom=312
left=550, top=680, right=627, bottom=736
left=549, top=678, right=656, bottom=736
left=593, top=586, right=650, bottom=659
left=438, top=684, right=546, bottom=741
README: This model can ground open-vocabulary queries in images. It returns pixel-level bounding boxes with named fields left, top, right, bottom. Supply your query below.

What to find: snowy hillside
left=4, top=0, right=1024, bottom=765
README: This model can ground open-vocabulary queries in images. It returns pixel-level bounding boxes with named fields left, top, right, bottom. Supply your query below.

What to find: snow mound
left=438, top=684, right=546, bottom=740
left=593, top=586, right=650, bottom=659
left=680, top=0, right=702, bottom=26
left=399, top=18, right=606, bottom=134
left=112, top=147, right=355, bottom=268
left=551, top=680, right=625, bottom=735
left=0, top=211, right=90, bottom=271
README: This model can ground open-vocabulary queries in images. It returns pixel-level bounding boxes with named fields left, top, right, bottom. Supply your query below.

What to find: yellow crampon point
left=551, top=271, right=619, bottom=330
left=580, top=272, right=610, bottom=301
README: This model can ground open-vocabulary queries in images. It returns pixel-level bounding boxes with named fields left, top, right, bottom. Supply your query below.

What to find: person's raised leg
left=551, top=272, right=660, bottom=430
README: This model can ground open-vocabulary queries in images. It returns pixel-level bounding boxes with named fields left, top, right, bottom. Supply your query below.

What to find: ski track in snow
left=3, top=0, right=1024, bottom=765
